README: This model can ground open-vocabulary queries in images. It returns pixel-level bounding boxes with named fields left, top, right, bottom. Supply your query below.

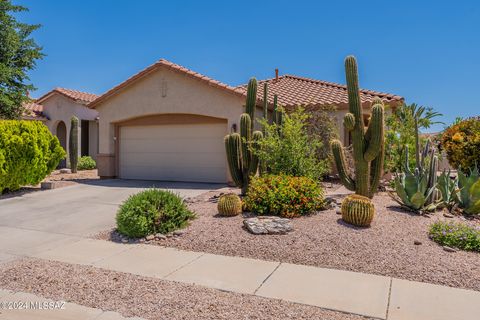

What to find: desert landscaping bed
left=0, top=258, right=371, bottom=320
left=97, top=187, right=480, bottom=292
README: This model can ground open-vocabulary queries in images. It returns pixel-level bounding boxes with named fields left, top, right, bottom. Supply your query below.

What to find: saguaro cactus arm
left=364, top=103, right=384, bottom=162
left=69, top=116, right=79, bottom=173
left=224, top=133, right=242, bottom=186
left=331, top=139, right=356, bottom=191
left=245, top=78, right=257, bottom=120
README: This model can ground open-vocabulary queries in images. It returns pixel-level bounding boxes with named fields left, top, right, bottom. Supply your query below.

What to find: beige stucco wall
left=41, top=94, right=99, bottom=161
left=94, top=66, right=253, bottom=178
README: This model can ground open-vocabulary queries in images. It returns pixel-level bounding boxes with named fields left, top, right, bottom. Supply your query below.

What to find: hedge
left=0, top=120, right=66, bottom=193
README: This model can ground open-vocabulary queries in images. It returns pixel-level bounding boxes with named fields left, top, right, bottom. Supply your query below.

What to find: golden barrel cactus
left=217, top=193, right=242, bottom=216
left=341, top=194, right=375, bottom=227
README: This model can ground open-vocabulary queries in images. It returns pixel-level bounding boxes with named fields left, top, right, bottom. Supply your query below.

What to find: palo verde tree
left=0, top=0, right=44, bottom=119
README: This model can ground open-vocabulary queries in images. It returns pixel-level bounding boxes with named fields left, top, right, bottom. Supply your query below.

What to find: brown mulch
left=0, top=169, right=99, bottom=200
left=97, top=188, right=480, bottom=292
left=0, top=259, right=371, bottom=320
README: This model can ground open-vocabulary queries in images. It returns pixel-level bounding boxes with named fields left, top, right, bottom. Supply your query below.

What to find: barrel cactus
left=69, top=116, right=79, bottom=173
left=225, top=78, right=263, bottom=194
left=217, top=193, right=242, bottom=216
left=330, top=56, right=384, bottom=226
left=341, top=194, right=375, bottom=227
left=457, top=167, right=480, bottom=215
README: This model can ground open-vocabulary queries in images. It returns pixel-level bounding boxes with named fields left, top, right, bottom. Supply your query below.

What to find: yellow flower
left=452, top=132, right=464, bottom=142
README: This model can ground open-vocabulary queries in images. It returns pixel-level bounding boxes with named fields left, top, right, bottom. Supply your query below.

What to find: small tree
left=254, top=107, right=329, bottom=180
left=0, top=1, right=44, bottom=119
left=385, top=103, right=443, bottom=173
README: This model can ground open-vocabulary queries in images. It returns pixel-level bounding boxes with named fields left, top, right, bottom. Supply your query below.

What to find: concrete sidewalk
left=14, top=238, right=478, bottom=320
left=0, top=289, right=143, bottom=320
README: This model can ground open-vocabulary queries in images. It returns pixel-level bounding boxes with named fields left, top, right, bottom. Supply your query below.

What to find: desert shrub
left=429, top=221, right=480, bottom=252
left=77, top=156, right=96, bottom=170
left=255, top=108, right=329, bottom=180
left=0, top=120, right=65, bottom=193
left=385, top=103, right=443, bottom=173
left=243, top=175, right=325, bottom=218
left=116, top=189, right=195, bottom=238
left=440, top=117, right=480, bottom=171
left=303, top=105, right=339, bottom=164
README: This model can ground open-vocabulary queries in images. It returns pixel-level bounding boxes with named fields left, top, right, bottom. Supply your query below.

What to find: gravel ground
left=0, top=259, right=371, bottom=320
left=0, top=169, right=99, bottom=200
left=97, top=187, right=480, bottom=292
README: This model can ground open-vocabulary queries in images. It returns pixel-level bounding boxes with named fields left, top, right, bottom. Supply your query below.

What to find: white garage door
left=119, top=123, right=227, bottom=183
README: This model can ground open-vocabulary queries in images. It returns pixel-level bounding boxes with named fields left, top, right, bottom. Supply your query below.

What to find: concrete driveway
left=0, top=179, right=222, bottom=263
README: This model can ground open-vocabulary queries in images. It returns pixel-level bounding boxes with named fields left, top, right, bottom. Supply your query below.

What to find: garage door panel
left=120, top=138, right=224, bottom=153
left=119, top=123, right=227, bottom=183
left=120, top=152, right=226, bottom=167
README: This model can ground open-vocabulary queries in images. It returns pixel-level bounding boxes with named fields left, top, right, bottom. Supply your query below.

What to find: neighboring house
left=23, top=88, right=100, bottom=167
left=86, top=59, right=403, bottom=183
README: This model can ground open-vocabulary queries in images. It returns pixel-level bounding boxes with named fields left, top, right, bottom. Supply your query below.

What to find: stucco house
left=24, top=88, right=99, bottom=167
left=26, top=59, right=403, bottom=183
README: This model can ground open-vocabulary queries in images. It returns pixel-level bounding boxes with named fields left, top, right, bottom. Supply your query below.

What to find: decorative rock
left=155, top=233, right=166, bottom=240
left=121, top=239, right=129, bottom=243
left=243, top=216, right=293, bottom=235
left=443, top=213, right=454, bottom=218
left=59, top=168, right=72, bottom=174
left=443, top=246, right=458, bottom=252
left=335, top=206, right=342, bottom=215
left=414, top=240, right=422, bottom=245
left=139, top=238, right=145, bottom=243
left=145, top=235, right=155, bottom=241
left=173, top=230, right=185, bottom=236
left=166, top=233, right=173, bottom=238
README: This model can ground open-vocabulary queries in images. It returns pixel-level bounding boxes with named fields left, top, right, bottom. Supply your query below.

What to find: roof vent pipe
left=275, top=69, right=279, bottom=81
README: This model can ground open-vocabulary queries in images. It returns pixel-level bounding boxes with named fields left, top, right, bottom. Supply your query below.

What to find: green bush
left=0, top=120, right=65, bottom=193
left=429, top=221, right=480, bottom=252
left=243, top=175, right=325, bottom=218
left=77, top=156, right=96, bottom=170
left=440, top=117, right=480, bottom=171
left=255, top=107, right=329, bottom=180
left=116, top=189, right=195, bottom=238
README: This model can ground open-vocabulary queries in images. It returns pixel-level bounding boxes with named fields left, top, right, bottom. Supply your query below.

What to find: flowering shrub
left=243, top=175, right=325, bottom=218
left=440, top=117, right=480, bottom=170
left=429, top=221, right=480, bottom=252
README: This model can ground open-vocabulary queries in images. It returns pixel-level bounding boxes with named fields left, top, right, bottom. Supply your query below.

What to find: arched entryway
left=56, top=121, right=67, bottom=168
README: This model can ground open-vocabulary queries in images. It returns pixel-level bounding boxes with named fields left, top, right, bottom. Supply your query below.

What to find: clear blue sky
left=17, top=0, right=480, bottom=132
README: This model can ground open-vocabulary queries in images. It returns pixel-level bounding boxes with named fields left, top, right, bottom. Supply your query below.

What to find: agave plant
left=457, top=167, right=480, bottom=215
left=390, top=116, right=440, bottom=213
left=437, top=169, right=458, bottom=212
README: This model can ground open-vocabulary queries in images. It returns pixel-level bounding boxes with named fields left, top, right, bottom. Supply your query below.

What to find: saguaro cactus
left=330, top=56, right=385, bottom=199
left=330, top=56, right=385, bottom=226
left=225, top=78, right=263, bottom=194
left=69, top=116, right=79, bottom=173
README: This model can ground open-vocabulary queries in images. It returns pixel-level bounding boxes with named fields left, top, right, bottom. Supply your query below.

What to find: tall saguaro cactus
left=69, top=116, right=79, bottom=173
left=330, top=56, right=385, bottom=199
left=330, top=56, right=385, bottom=227
left=225, top=78, right=263, bottom=194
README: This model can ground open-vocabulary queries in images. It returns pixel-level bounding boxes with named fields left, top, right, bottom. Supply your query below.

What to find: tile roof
left=88, top=59, right=245, bottom=108
left=88, top=58, right=403, bottom=110
left=237, top=75, right=403, bottom=109
left=22, top=101, right=47, bottom=120
left=37, top=87, right=99, bottom=105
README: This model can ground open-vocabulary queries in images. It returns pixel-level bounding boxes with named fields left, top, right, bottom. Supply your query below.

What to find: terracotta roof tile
left=237, top=75, right=403, bottom=109
left=88, top=59, right=246, bottom=108
left=22, top=101, right=47, bottom=120
left=38, top=87, right=99, bottom=105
